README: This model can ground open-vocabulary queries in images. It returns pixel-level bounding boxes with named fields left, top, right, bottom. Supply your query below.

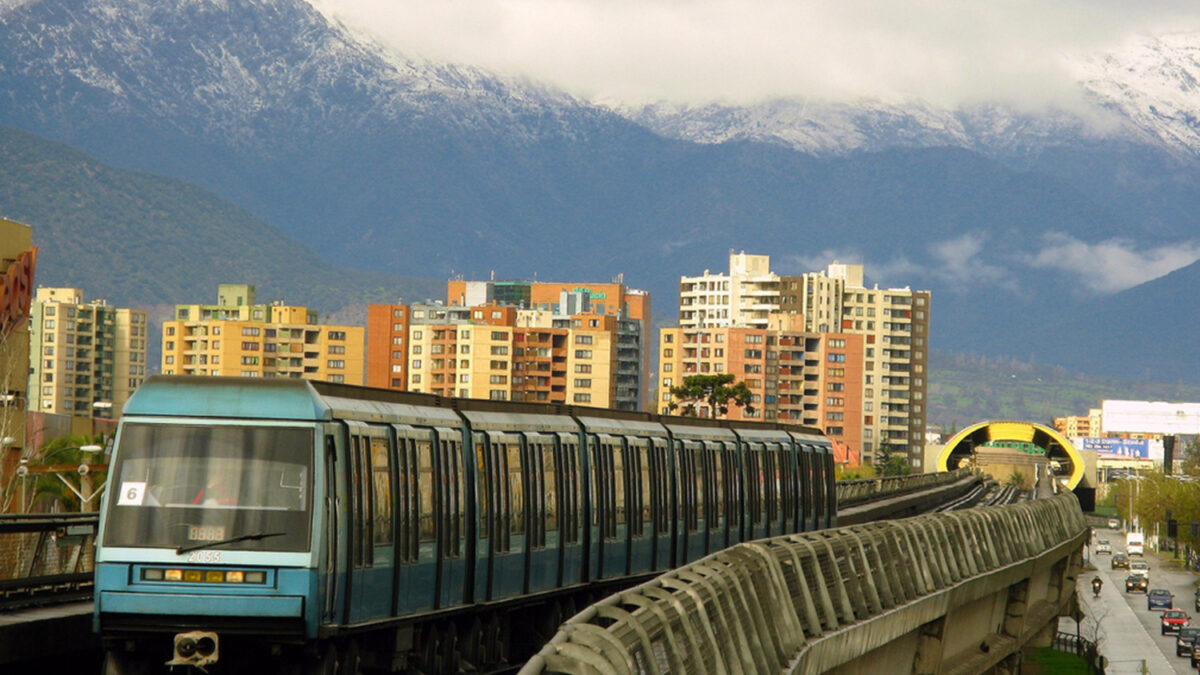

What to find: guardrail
left=836, top=467, right=974, bottom=506
left=0, top=514, right=97, bottom=610
left=522, top=492, right=1086, bottom=674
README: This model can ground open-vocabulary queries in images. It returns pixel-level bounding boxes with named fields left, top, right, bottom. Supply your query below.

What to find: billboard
left=1079, top=437, right=1156, bottom=459
left=1101, top=400, right=1200, bottom=435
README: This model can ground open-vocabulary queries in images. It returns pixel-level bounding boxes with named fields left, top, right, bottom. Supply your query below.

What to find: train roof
left=124, top=375, right=332, bottom=421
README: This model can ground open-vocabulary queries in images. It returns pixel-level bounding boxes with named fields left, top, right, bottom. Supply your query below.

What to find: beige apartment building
left=779, top=263, right=931, bottom=468
left=671, top=255, right=931, bottom=469
left=27, top=288, right=148, bottom=416
left=161, top=284, right=363, bottom=384
left=367, top=294, right=644, bottom=410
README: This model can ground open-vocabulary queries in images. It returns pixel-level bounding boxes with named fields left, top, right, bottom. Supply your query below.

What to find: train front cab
left=94, top=390, right=331, bottom=673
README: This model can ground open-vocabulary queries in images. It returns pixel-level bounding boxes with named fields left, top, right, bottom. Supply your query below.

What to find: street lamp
left=17, top=444, right=106, bottom=512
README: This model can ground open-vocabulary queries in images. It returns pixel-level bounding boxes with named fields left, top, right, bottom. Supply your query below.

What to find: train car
left=94, top=376, right=833, bottom=673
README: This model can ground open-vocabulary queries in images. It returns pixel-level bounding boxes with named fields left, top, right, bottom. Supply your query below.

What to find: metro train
left=94, top=376, right=836, bottom=673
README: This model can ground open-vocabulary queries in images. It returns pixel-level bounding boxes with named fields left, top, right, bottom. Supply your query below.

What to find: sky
left=310, top=0, right=1200, bottom=109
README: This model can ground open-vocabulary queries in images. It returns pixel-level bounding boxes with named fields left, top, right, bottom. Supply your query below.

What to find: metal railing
left=0, top=513, right=97, bottom=610
left=521, top=492, right=1086, bottom=674
left=1053, top=631, right=1104, bottom=674
left=836, top=467, right=973, bottom=506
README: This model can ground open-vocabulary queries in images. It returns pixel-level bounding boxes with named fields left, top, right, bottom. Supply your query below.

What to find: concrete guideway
left=521, top=493, right=1088, bottom=674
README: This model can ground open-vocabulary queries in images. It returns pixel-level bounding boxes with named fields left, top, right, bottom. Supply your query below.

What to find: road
left=1068, top=528, right=1199, bottom=674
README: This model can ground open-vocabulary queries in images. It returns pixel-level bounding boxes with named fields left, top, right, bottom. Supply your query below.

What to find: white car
left=1130, top=561, right=1150, bottom=580
left=1095, top=540, right=1112, bottom=554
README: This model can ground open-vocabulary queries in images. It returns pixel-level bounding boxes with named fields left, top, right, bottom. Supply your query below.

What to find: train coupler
left=166, top=630, right=219, bottom=671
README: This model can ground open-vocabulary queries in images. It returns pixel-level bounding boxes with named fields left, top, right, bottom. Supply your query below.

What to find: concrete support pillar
left=912, top=616, right=947, bottom=675
left=1002, top=580, right=1029, bottom=639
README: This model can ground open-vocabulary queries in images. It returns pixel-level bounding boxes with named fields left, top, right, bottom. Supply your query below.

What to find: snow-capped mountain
left=619, top=32, right=1200, bottom=163
left=1, top=0, right=1199, bottom=382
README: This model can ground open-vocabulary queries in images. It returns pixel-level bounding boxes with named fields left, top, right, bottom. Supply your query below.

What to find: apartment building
left=367, top=292, right=645, bottom=410
left=779, top=263, right=930, bottom=468
left=656, top=315, right=864, bottom=454
left=28, top=288, right=148, bottom=416
left=1054, top=409, right=1101, bottom=438
left=669, top=255, right=931, bottom=469
left=1, top=219, right=35, bottom=465
left=679, top=252, right=780, bottom=329
left=161, top=284, right=363, bottom=384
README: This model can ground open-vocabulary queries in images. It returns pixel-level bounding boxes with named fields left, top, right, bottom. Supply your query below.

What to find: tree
left=668, top=374, right=754, bottom=419
left=876, top=438, right=911, bottom=476
left=1005, top=470, right=1027, bottom=489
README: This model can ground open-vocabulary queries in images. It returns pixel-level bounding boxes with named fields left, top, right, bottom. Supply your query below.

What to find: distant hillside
left=927, top=351, right=1200, bottom=433
left=0, top=123, right=439, bottom=312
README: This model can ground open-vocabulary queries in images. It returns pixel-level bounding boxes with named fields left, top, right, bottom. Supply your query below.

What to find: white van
left=1127, top=532, right=1145, bottom=556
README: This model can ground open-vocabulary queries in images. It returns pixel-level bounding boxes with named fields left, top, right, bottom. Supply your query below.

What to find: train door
left=628, top=439, right=652, bottom=575
left=725, top=446, right=742, bottom=548
left=558, top=433, right=584, bottom=585
left=345, top=422, right=394, bottom=623
left=525, top=433, right=558, bottom=593
left=810, top=445, right=825, bottom=530
left=798, top=444, right=814, bottom=531
left=745, top=444, right=765, bottom=541
left=321, top=431, right=343, bottom=625
left=650, top=439, right=672, bottom=571
left=763, top=447, right=779, bottom=538
left=433, top=428, right=466, bottom=609
left=477, top=432, right=525, bottom=599
left=392, top=426, right=437, bottom=614
left=593, top=434, right=627, bottom=578
left=823, top=447, right=837, bottom=528
left=685, top=441, right=706, bottom=562
left=778, top=444, right=796, bottom=535
left=705, top=442, right=724, bottom=554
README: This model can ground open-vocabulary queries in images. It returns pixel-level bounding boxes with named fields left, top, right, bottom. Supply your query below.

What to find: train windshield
left=102, top=423, right=313, bottom=553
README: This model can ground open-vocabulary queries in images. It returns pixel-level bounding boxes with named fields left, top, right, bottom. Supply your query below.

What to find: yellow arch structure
left=937, top=421, right=1084, bottom=490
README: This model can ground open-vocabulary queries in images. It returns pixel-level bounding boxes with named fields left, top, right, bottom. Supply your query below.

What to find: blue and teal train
left=94, top=376, right=835, bottom=673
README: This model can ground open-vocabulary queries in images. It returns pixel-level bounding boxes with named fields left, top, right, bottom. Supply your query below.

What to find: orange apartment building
left=655, top=316, right=864, bottom=458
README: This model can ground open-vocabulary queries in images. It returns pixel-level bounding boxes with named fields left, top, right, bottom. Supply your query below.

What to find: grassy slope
left=928, top=351, right=1200, bottom=432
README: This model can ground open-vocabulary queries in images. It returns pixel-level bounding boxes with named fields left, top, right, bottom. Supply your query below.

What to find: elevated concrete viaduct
left=522, top=493, right=1087, bottom=674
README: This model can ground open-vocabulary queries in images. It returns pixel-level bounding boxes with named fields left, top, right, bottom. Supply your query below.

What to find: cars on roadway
left=1195, top=587, right=1200, bottom=612
left=1175, top=626, right=1200, bottom=656
left=1095, top=539, right=1112, bottom=554
left=1130, top=560, right=1150, bottom=580
left=1161, top=609, right=1189, bottom=635
left=1192, top=640, right=1200, bottom=669
left=1111, top=553, right=1129, bottom=569
left=1126, top=575, right=1148, bottom=593
left=1108, top=518, right=1120, bottom=529
left=1149, top=588, right=1175, bottom=611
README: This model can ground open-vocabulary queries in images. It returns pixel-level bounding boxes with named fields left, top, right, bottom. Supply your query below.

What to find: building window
left=575, top=335, right=593, bottom=345
left=573, top=393, right=592, bottom=403
left=412, top=359, right=422, bottom=369
left=328, top=360, right=345, bottom=369
left=574, top=350, right=592, bottom=359
left=574, top=378, right=592, bottom=388
left=165, top=356, right=175, bottom=364
left=241, top=341, right=259, bottom=350
left=491, top=331, right=506, bottom=340
left=489, top=374, right=508, bottom=384
left=412, top=345, right=423, bottom=355
left=663, top=363, right=673, bottom=372
left=242, top=327, right=261, bottom=336
left=827, top=353, right=845, bottom=362
left=329, top=345, right=346, bottom=355
left=575, top=364, right=592, bottom=373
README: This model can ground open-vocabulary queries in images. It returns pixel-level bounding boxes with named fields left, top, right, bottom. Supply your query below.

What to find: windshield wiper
left=177, top=531, right=286, bottom=555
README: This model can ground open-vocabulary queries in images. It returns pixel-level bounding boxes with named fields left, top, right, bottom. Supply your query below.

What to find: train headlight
left=205, top=570, right=225, bottom=583
left=140, top=567, right=266, bottom=584
left=225, top=571, right=244, bottom=583
left=164, top=569, right=183, bottom=582
left=183, top=570, right=203, bottom=583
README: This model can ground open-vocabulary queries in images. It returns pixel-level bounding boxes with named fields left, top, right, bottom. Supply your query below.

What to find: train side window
left=613, top=443, right=626, bottom=529
left=417, top=438, right=435, bottom=544
left=748, top=449, right=762, bottom=525
left=495, top=441, right=511, bottom=552
left=764, top=450, right=777, bottom=524
left=543, top=445, right=558, bottom=537
left=654, top=444, right=670, bottom=534
left=779, top=447, right=794, bottom=530
left=352, top=435, right=374, bottom=567
left=712, top=447, right=724, bottom=531
left=508, top=444, right=525, bottom=539
left=637, top=446, right=650, bottom=537
left=475, top=437, right=489, bottom=541
left=446, top=439, right=463, bottom=557
left=370, top=437, right=393, bottom=547
left=562, top=441, right=579, bottom=544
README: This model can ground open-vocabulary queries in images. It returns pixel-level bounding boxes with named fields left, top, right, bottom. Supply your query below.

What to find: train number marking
left=187, top=550, right=222, bottom=564
left=118, top=481, right=146, bottom=505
